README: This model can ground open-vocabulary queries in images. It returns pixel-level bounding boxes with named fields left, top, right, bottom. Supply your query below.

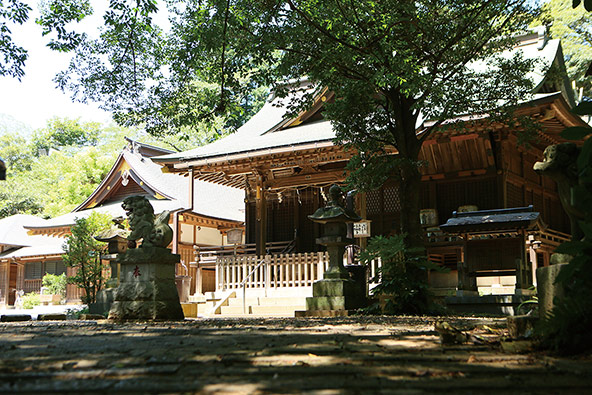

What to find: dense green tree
left=0, top=117, right=158, bottom=218
left=31, top=117, right=101, bottom=154
left=533, top=0, right=592, bottom=100
left=37, top=0, right=267, bottom=139
left=0, top=132, right=34, bottom=174
left=62, top=212, right=112, bottom=304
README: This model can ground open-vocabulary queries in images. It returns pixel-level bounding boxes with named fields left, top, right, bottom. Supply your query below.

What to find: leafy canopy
left=533, top=0, right=592, bottom=100
left=0, top=0, right=31, bottom=79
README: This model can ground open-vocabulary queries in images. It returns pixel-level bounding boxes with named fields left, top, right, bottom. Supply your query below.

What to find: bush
left=359, top=233, right=445, bottom=314
left=42, top=273, right=67, bottom=297
left=22, top=292, right=40, bottom=309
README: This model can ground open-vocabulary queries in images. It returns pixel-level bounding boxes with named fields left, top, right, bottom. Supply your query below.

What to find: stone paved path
left=0, top=316, right=591, bottom=394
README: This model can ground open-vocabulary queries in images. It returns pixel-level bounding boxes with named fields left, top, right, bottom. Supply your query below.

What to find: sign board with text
left=353, top=220, right=371, bottom=238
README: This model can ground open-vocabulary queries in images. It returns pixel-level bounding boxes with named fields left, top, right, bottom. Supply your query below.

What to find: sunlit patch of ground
left=0, top=316, right=590, bottom=393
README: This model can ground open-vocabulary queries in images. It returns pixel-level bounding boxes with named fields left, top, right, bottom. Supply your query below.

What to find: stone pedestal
left=306, top=278, right=366, bottom=311
left=108, top=247, right=184, bottom=320
left=536, top=261, right=568, bottom=320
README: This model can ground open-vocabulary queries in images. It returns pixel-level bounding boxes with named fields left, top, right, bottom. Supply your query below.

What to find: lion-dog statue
left=534, top=142, right=585, bottom=241
left=121, top=195, right=174, bottom=248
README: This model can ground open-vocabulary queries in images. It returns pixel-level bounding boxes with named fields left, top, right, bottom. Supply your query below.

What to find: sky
left=0, top=3, right=111, bottom=132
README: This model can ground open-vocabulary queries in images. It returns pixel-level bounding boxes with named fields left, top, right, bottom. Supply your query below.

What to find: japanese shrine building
left=153, top=31, right=586, bottom=301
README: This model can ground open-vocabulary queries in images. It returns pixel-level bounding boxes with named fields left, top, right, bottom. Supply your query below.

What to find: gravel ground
left=0, top=316, right=591, bottom=394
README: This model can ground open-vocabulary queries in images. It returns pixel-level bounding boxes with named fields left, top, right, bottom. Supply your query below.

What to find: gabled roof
left=0, top=237, right=65, bottom=260
left=0, top=214, right=49, bottom=247
left=153, top=33, right=578, bottom=171
left=73, top=144, right=244, bottom=223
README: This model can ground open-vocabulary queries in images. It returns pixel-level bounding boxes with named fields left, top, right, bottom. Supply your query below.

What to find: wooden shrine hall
left=154, top=32, right=585, bottom=305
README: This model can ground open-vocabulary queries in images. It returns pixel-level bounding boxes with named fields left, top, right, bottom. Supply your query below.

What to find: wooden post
left=529, top=243, right=538, bottom=286
left=255, top=172, right=267, bottom=257
left=188, top=167, right=195, bottom=211
left=516, top=230, right=531, bottom=291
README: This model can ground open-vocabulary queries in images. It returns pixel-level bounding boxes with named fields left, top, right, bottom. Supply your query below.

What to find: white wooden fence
left=215, top=252, right=382, bottom=292
left=216, top=252, right=330, bottom=291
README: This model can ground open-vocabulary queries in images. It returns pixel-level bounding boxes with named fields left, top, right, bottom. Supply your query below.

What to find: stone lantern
left=303, top=184, right=366, bottom=314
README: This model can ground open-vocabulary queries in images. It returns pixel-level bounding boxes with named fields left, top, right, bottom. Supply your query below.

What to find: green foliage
left=62, top=212, right=112, bottom=304
left=22, top=292, right=40, bottom=309
left=42, top=273, right=67, bottom=297
left=0, top=117, right=162, bottom=219
left=359, top=234, right=444, bottom=314
left=0, top=0, right=31, bottom=79
left=536, top=99, right=592, bottom=354
left=533, top=0, right=592, bottom=100
left=0, top=132, right=34, bottom=174
left=31, top=117, right=100, bottom=154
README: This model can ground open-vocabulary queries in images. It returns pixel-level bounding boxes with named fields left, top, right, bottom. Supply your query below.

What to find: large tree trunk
left=398, top=159, right=424, bottom=254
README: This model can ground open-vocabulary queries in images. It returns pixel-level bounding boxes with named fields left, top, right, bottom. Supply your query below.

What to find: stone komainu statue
left=533, top=142, right=585, bottom=240
left=121, top=195, right=174, bottom=248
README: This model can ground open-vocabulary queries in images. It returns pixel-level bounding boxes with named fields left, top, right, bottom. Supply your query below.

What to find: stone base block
left=108, top=300, right=184, bottom=320
left=38, top=313, right=67, bottom=321
left=536, top=263, right=567, bottom=320
left=312, top=279, right=359, bottom=297
left=0, top=314, right=31, bottom=322
left=108, top=260, right=184, bottom=321
left=114, top=280, right=179, bottom=301
left=306, top=278, right=366, bottom=312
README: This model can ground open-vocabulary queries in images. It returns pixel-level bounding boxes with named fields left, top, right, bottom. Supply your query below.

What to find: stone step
left=479, top=286, right=516, bottom=295
left=188, top=294, right=207, bottom=303
left=218, top=303, right=305, bottom=317
left=226, top=296, right=306, bottom=307
left=251, top=305, right=305, bottom=315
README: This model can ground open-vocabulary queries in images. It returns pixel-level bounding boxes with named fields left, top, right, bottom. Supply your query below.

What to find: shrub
left=359, top=233, right=445, bottom=314
left=42, top=273, right=67, bottom=297
left=62, top=212, right=112, bottom=304
left=22, top=292, right=40, bottom=309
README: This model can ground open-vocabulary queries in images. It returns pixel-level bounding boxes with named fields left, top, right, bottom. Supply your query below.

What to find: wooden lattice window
left=383, top=186, right=401, bottom=214
left=366, top=189, right=381, bottom=215
left=44, top=261, right=66, bottom=276
left=25, top=262, right=42, bottom=280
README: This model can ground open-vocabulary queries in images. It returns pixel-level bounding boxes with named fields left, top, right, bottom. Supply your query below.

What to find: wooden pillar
left=529, top=243, right=538, bottom=286
left=255, top=172, right=267, bottom=257
left=516, top=230, right=532, bottom=291
left=188, top=167, right=195, bottom=211
left=294, top=194, right=300, bottom=252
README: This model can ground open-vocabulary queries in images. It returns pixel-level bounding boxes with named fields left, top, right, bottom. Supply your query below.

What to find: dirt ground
left=0, top=316, right=591, bottom=394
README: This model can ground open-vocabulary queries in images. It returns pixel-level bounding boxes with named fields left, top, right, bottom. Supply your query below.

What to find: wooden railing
left=535, top=229, right=570, bottom=247
left=196, top=240, right=295, bottom=265
left=23, top=279, right=42, bottom=294
left=216, top=252, right=328, bottom=291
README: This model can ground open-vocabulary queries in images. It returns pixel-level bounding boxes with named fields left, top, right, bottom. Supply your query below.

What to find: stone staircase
left=181, top=291, right=307, bottom=318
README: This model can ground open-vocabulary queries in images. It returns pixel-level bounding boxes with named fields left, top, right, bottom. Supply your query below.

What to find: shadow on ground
left=0, top=316, right=590, bottom=393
